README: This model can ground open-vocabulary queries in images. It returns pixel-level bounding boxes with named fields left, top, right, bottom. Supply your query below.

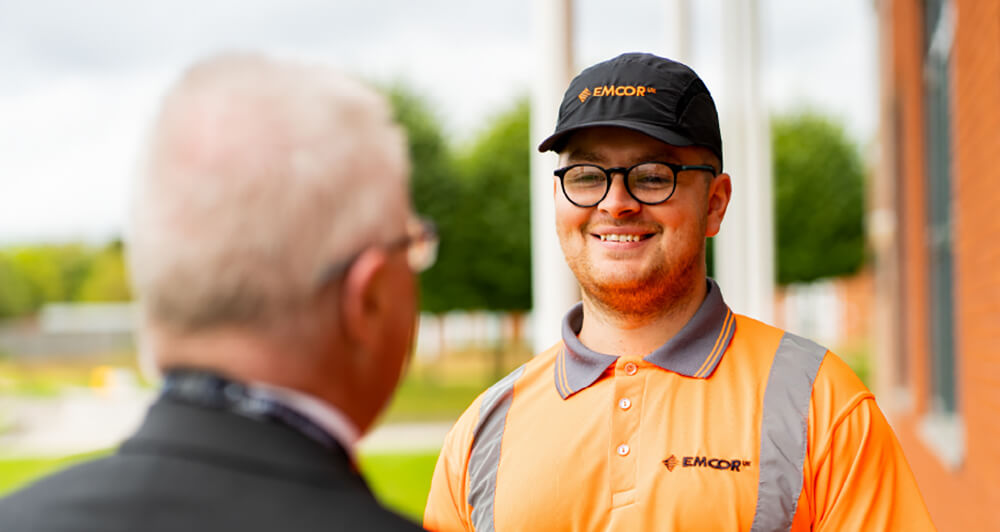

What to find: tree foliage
left=0, top=242, right=131, bottom=318
left=0, top=254, right=34, bottom=319
left=772, top=111, right=866, bottom=285
left=0, top=86, right=534, bottom=318
left=385, top=86, right=531, bottom=313
left=384, top=85, right=473, bottom=312
left=455, top=97, right=532, bottom=311
left=76, top=241, right=132, bottom=302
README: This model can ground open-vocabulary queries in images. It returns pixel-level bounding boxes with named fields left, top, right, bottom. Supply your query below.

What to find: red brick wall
left=879, top=1, right=1000, bottom=530
left=889, top=0, right=932, bottom=415
left=950, top=0, right=1000, bottom=520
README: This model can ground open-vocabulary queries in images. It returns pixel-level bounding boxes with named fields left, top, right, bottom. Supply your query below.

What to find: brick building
left=872, top=0, right=1000, bottom=530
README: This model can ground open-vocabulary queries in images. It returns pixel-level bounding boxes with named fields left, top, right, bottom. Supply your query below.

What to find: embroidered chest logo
left=663, top=454, right=751, bottom=472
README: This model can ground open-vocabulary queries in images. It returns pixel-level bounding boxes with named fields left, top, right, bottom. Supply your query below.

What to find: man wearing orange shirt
left=424, top=53, right=936, bottom=531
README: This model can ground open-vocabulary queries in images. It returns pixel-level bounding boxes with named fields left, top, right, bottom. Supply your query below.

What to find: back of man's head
left=128, top=53, right=411, bottom=390
left=131, top=53, right=408, bottom=331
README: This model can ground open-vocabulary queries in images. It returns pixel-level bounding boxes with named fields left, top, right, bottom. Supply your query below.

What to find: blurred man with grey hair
left=0, top=53, right=434, bottom=531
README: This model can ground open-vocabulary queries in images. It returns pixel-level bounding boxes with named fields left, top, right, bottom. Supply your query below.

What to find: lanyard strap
left=161, top=369, right=341, bottom=453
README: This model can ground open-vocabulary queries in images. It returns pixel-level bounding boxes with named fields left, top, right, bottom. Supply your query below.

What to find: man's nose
left=598, top=174, right=641, bottom=218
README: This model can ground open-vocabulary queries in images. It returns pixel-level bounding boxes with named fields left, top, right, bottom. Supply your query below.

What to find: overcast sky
left=0, top=0, right=876, bottom=244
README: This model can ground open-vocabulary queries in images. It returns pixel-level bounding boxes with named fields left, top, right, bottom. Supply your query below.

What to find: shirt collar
left=248, top=382, right=362, bottom=459
left=555, top=278, right=736, bottom=399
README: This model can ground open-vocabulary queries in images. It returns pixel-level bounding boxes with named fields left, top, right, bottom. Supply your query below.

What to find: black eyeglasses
left=315, top=217, right=438, bottom=288
left=554, top=161, right=717, bottom=207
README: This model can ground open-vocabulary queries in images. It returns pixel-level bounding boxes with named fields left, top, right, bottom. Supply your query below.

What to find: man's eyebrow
left=565, top=149, right=606, bottom=164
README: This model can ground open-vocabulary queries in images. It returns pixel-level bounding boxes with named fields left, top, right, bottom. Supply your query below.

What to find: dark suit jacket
left=0, top=398, right=424, bottom=531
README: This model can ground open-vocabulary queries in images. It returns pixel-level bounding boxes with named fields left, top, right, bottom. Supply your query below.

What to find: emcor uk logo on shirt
left=663, top=454, right=751, bottom=472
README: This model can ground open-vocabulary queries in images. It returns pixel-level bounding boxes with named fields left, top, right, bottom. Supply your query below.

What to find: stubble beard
left=567, top=238, right=704, bottom=323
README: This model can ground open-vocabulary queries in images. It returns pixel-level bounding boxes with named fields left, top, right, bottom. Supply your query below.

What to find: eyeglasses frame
left=314, top=217, right=438, bottom=290
left=554, top=161, right=718, bottom=208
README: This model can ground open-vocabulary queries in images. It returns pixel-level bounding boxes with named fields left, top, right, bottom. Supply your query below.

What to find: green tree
left=0, top=241, right=134, bottom=318
left=39, top=244, right=94, bottom=302
left=384, top=86, right=532, bottom=314
left=384, top=84, right=472, bottom=312
left=0, top=254, right=34, bottom=318
left=6, top=247, right=65, bottom=308
left=457, top=97, right=532, bottom=311
left=772, top=111, right=866, bottom=284
left=76, top=240, right=132, bottom=302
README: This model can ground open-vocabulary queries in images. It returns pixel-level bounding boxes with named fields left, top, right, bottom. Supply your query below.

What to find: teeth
left=600, top=234, right=644, bottom=242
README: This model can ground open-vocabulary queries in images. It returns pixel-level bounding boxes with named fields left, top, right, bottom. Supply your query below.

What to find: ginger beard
left=559, top=213, right=708, bottom=322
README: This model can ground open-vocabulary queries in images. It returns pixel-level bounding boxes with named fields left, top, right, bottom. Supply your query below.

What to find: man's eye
left=567, top=172, right=605, bottom=187
left=633, top=174, right=674, bottom=187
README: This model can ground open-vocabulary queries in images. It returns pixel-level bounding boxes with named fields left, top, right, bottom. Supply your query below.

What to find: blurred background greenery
left=0, top=86, right=869, bottom=522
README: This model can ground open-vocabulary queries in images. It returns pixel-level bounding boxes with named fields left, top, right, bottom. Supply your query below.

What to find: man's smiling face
left=554, top=126, right=729, bottom=317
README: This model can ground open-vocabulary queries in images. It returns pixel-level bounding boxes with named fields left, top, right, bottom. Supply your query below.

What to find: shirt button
left=624, top=362, right=638, bottom=376
left=618, top=398, right=631, bottom=410
left=617, top=444, right=630, bottom=456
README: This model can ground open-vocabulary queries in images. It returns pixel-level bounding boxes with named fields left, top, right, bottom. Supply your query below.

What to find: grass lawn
left=0, top=450, right=110, bottom=495
left=359, top=450, right=439, bottom=520
left=380, top=376, right=486, bottom=423
left=377, top=346, right=531, bottom=423
left=0, top=449, right=439, bottom=522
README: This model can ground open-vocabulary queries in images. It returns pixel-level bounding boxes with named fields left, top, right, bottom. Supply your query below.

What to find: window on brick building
left=923, top=0, right=957, bottom=415
left=920, top=0, right=963, bottom=468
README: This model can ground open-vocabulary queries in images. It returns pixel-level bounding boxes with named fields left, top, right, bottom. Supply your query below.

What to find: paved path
left=0, top=391, right=452, bottom=458
left=361, top=421, right=453, bottom=454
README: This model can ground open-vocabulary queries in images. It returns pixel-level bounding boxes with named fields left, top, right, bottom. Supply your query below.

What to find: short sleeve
left=804, top=354, right=937, bottom=531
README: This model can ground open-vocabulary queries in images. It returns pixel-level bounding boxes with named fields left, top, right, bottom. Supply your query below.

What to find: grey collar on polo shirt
left=555, top=279, right=736, bottom=399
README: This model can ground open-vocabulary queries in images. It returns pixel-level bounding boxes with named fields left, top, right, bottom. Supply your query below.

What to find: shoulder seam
left=811, top=391, right=877, bottom=467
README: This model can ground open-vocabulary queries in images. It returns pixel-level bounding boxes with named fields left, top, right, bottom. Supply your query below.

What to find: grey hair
left=128, top=52, right=410, bottom=332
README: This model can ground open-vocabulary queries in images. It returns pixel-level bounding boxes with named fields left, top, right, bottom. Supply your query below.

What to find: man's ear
left=705, top=173, right=732, bottom=238
left=339, top=248, right=390, bottom=349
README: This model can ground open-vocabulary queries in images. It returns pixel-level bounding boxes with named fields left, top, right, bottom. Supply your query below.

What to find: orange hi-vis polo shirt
left=424, top=281, right=936, bottom=532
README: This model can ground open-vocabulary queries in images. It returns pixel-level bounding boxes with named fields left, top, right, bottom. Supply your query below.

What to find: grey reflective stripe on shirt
left=467, top=365, right=525, bottom=532
left=750, top=333, right=827, bottom=532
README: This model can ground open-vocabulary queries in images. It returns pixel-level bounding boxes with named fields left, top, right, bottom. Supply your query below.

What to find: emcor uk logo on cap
left=578, top=84, right=657, bottom=103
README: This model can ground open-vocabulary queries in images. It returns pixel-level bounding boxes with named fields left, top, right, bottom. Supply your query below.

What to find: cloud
left=0, top=0, right=876, bottom=243
left=0, top=69, right=168, bottom=243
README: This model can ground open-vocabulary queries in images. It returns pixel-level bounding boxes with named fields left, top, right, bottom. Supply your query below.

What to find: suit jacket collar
left=119, top=398, right=368, bottom=491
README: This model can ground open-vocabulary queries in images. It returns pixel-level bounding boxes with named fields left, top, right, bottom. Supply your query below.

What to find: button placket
left=610, top=358, right=644, bottom=508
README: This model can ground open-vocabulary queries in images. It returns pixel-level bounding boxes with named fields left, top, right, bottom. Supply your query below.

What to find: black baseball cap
left=538, top=52, right=723, bottom=170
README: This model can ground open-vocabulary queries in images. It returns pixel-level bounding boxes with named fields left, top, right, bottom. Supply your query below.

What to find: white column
left=715, top=0, right=775, bottom=322
left=530, top=0, right=579, bottom=354
left=871, top=0, right=901, bottom=410
left=663, top=0, right=692, bottom=63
